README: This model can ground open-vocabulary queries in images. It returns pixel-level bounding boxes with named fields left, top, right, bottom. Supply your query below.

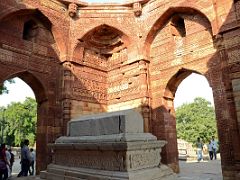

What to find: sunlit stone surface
left=41, top=110, right=176, bottom=179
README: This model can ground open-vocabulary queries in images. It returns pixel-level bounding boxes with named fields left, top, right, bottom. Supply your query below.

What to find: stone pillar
left=150, top=74, right=179, bottom=173
left=36, top=101, right=48, bottom=174
left=212, top=34, right=240, bottom=179
left=139, top=60, right=151, bottom=132
left=162, top=97, right=178, bottom=173
left=62, top=62, right=73, bottom=135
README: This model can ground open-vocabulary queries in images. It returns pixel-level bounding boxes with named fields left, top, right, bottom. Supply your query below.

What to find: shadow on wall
left=0, top=4, right=65, bottom=174
left=147, top=2, right=240, bottom=178
left=205, top=1, right=240, bottom=177
left=0, top=0, right=240, bottom=179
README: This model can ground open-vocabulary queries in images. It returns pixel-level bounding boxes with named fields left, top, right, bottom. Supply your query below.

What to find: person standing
left=208, top=140, right=213, bottom=160
left=0, top=144, right=9, bottom=180
left=5, top=148, right=11, bottom=177
left=211, top=136, right=218, bottom=160
left=8, top=149, right=14, bottom=175
left=19, top=139, right=32, bottom=176
left=29, top=148, right=35, bottom=175
left=196, top=137, right=203, bottom=162
left=17, top=142, right=23, bottom=177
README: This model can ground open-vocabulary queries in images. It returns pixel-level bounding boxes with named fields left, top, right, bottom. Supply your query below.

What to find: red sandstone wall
left=1, top=0, right=240, bottom=179
left=68, top=3, right=148, bottom=120
left=70, top=50, right=108, bottom=118
left=0, top=0, right=68, bottom=173
left=148, top=10, right=215, bottom=171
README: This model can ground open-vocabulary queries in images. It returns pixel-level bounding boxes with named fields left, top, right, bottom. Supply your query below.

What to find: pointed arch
left=74, top=23, right=131, bottom=56
left=144, top=7, right=213, bottom=57
left=0, top=8, right=67, bottom=61
left=164, top=68, right=202, bottom=100
left=80, top=23, right=131, bottom=45
left=4, top=71, right=47, bottom=104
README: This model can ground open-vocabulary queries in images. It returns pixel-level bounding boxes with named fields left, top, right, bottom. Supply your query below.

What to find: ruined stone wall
left=0, top=0, right=69, bottom=173
left=1, top=0, right=240, bottom=179
left=141, top=0, right=240, bottom=177
left=68, top=4, right=148, bottom=123
left=149, top=12, right=215, bottom=171
left=214, top=1, right=240, bottom=177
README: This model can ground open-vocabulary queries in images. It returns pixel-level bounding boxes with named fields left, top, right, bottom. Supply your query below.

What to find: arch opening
left=0, top=77, right=37, bottom=176
left=0, top=71, right=49, bottom=175
left=23, top=19, right=40, bottom=41
left=171, top=15, right=186, bottom=37
left=165, top=71, right=221, bottom=177
left=148, top=6, right=217, bottom=173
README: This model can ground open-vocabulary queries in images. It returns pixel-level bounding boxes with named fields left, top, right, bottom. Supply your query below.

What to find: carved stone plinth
left=41, top=110, right=176, bottom=179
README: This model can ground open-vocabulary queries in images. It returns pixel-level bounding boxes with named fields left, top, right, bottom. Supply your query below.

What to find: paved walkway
left=8, top=157, right=223, bottom=180
left=178, top=159, right=222, bottom=180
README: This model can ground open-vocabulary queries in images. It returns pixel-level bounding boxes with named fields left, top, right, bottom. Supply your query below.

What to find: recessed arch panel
left=0, top=8, right=67, bottom=61
left=75, top=23, right=131, bottom=55
left=144, top=7, right=213, bottom=57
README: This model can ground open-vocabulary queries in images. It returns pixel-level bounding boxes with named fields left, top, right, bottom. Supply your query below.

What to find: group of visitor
left=17, top=139, right=35, bottom=177
left=196, top=136, right=218, bottom=162
left=0, top=143, right=9, bottom=180
left=207, top=137, right=218, bottom=160
left=0, top=139, right=35, bottom=180
left=0, top=144, right=14, bottom=180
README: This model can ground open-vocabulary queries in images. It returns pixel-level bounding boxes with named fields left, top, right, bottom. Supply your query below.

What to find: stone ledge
left=51, top=138, right=166, bottom=151
left=43, top=110, right=176, bottom=179
left=55, top=133, right=157, bottom=143
left=43, top=164, right=176, bottom=180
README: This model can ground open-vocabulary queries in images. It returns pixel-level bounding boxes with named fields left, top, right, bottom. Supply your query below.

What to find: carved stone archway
left=0, top=7, right=64, bottom=173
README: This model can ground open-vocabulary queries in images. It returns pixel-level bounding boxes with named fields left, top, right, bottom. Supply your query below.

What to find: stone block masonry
left=41, top=110, right=176, bottom=180
left=1, top=0, right=240, bottom=179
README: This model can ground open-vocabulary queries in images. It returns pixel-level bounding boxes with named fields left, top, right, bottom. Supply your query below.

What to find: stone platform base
left=41, top=110, right=176, bottom=180
left=41, top=164, right=176, bottom=180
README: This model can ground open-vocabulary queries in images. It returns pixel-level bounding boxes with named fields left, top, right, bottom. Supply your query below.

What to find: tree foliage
left=0, top=97, right=37, bottom=146
left=0, top=79, right=15, bottom=95
left=176, top=97, right=217, bottom=143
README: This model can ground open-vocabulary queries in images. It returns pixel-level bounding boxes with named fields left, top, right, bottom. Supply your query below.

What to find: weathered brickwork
left=0, top=0, right=240, bottom=179
left=149, top=10, right=217, bottom=172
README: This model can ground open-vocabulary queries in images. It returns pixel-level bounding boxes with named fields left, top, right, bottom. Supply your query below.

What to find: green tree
left=0, top=79, right=15, bottom=95
left=176, top=97, right=217, bottom=144
left=1, top=97, right=37, bottom=146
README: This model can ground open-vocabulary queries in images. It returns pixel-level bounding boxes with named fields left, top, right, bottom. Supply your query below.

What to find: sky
left=174, top=73, right=214, bottom=108
left=0, top=78, right=35, bottom=107
left=0, top=73, right=214, bottom=108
